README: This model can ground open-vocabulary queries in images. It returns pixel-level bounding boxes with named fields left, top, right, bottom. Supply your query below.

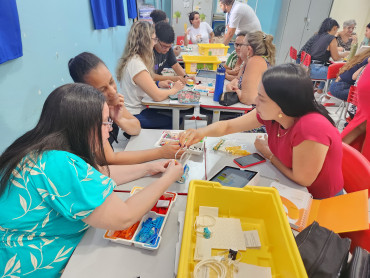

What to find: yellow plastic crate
left=182, top=55, right=221, bottom=74
left=178, top=180, right=307, bottom=278
left=198, top=43, right=230, bottom=56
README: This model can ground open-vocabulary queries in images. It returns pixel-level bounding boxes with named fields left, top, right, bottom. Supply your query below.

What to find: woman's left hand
left=254, top=134, right=272, bottom=159
left=158, top=80, right=173, bottom=88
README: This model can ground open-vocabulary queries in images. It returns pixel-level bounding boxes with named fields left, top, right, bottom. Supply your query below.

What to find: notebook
left=271, top=182, right=369, bottom=233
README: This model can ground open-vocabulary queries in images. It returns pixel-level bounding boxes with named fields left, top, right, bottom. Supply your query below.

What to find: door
left=275, top=0, right=333, bottom=64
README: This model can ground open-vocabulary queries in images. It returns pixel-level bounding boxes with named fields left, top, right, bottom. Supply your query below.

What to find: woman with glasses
left=224, top=31, right=246, bottom=81
left=179, top=64, right=344, bottom=199
left=116, top=21, right=184, bottom=129
left=184, top=11, right=214, bottom=46
left=0, top=83, right=183, bottom=276
left=69, top=52, right=185, bottom=164
left=225, top=31, right=275, bottom=105
left=337, top=19, right=357, bottom=52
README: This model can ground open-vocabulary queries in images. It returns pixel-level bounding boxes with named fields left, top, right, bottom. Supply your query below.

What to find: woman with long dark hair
left=298, top=18, right=348, bottom=95
left=0, top=84, right=182, bottom=276
left=68, top=52, right=185, bottom=163
left=179, top=64, right=344, bottom=199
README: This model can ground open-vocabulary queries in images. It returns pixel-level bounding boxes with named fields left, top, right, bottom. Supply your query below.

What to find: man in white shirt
left=220, top=0, right=261, bottom=45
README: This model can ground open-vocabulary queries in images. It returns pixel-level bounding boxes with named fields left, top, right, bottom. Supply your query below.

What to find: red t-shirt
left=257, top=112, right=344, bottom=199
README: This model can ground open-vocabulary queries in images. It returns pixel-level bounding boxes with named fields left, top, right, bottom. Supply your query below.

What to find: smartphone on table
left=233, top=153, right=266, bottom=168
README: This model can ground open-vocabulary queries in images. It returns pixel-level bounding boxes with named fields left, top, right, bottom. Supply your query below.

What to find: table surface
left=142, top=94, right=251, bottom=110
left=116, top=129, right=305, bottom=193
left=62, top=130, right=307, bottom=277
left=62, top=192, right=187, bottom=278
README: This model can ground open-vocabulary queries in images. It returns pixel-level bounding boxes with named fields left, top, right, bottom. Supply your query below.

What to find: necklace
left=277, top=125, right=289, bottom=138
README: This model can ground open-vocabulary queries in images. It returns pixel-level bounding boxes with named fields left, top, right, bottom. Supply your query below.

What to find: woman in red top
left=341, top=64, right=370, bottom=162
left=179, top=64, right=344, bottom=199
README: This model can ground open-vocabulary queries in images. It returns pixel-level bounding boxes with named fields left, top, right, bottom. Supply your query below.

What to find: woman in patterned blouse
left=0, top=83, right=183, bottom=277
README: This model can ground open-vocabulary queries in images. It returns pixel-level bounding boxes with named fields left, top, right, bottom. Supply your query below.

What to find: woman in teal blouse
left=0, top=83, right=183, bottom=277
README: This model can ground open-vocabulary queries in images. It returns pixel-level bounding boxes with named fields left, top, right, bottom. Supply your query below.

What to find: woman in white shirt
left=116, top=21, right=184, bottom=129
left=184, top=12, right=214, bottom=46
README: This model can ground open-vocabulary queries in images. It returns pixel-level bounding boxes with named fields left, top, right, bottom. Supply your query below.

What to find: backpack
left=295, top=221, right=351, bottom=277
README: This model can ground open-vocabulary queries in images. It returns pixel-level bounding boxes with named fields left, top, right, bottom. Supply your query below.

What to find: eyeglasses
left=151, top=37, right=158, bottom=43
left=234, top=43, right=245, bottom=48
left=158, top=40, right=172, bottom=50
left=102, top=117, right=113, bottom=129
left=347, top=27, right=356, bottom=31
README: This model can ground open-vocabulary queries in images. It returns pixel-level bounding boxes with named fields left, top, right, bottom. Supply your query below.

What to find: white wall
left=330, top=0, right=370, bottom=41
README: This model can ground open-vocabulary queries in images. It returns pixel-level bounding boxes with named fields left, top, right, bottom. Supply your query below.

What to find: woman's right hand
left=172, top=80, right=185, bottom=92
left=179, top=129, right=204, bottom=147
left=162, top=159, right=183, bottom=181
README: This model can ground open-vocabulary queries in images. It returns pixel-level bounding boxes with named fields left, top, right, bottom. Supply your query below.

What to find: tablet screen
left=209, top=166, right=258, bottom=188
left=196, top=70, right=217, bottom=79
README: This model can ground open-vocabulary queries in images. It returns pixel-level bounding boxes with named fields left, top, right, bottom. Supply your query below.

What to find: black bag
left=219, top=91, right=239, bottom=106
left=295, top=221, right=351, bottom=277
left=341, top=246, right=370, bottom=278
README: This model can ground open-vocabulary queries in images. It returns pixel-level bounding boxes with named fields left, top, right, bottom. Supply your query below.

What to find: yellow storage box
left=182, top=55, right=221, bottom=74
left=198, top=43, right=230, bottom=56
left=177, top=180, right=307, bottom=278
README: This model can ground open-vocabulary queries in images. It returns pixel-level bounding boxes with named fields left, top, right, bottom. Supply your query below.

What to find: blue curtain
left=0, top=0, right=23, bottom=64
left=90, top=0, right=126, bottom=29
left=127, top=0, right=137, bottom=19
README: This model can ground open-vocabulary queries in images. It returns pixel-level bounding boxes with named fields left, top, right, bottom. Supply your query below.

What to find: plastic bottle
left=213, top=64, right=225, bottom=102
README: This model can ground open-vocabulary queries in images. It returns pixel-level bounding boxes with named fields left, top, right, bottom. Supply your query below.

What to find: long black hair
left=0, top=83, right=107, bottom=196
left=318, top=18, right=339, bottom=35
left=262, top=63, right=335, bottom=126
left=68, top=52, right=105, bottom=83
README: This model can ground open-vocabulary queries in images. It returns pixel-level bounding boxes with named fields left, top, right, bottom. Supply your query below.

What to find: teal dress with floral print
left=0, top=151, right=115, bottom=277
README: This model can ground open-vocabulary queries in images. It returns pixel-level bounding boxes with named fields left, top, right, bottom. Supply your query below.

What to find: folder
left=272, top=182, right=369, bottom=233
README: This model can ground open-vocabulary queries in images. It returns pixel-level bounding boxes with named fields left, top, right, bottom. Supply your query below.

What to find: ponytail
left=247, top=31, right=276, bottom=66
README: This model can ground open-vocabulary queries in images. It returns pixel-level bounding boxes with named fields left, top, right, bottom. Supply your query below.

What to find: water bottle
left=213, top=64, right=225, bottom=102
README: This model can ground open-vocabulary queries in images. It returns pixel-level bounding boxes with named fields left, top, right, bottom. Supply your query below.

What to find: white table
left=62, top=130, right=306, bottom=277
left=141, top=96, right=194, bottom=130
left=62, top=192, right=187, bottom=278
left=141, top=94, right=252, bottom=130
left=115, top=129, right=305, bottom=193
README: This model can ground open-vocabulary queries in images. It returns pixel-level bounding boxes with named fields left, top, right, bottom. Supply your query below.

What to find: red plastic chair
left=289, top=46, right=297, bottom=62
left=341, top=142, right=370, bottom=197
left=339, top=142, right=370, bottom=253
left=340, top=85, right=358, bottom=124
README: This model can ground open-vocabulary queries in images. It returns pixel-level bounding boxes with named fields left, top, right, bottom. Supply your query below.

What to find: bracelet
left=183, top=74, right=189, bottom=78
left=156, top=80, right=160, bottom=87
left=268, top=154, right=274, bottom=161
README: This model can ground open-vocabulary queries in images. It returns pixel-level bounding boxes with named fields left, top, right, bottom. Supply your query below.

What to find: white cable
left=193, top=258, right=227, bottom=278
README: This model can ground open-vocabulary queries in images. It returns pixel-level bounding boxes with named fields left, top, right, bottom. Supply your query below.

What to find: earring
left=278, top=113, right=283, bottom=118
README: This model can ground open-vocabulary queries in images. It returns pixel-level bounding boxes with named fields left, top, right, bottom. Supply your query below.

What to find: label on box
left=244, top=230, right=261, bottom=248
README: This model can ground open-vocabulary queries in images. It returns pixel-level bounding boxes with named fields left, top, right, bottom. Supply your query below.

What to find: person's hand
left=351, top=34, right=358, bottom=44
left=185, top=29, right=190, bottom=36
left=175, top=75, right=186, bottom=84
left=337, top=47, right=344, bottom=53
left=254, top=134, right=272, bottom=159
left=179, top=129, right=204, bottom=147
left=146, top=160, right=170, bottom=175
left=109, top=94, right=125, bottom=122
left=226, top=83, right=238, bottom=92
left=162, top=159, right=183, bottom=181
left=159, top=141, right=185, bottom=159
left=188, top=75, right=196, bottom=82
left=158, top=80, right=173, bottom=88
left=173, top=45, right=181, bottom=57
left=172, top=80, right=185, bottom=92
